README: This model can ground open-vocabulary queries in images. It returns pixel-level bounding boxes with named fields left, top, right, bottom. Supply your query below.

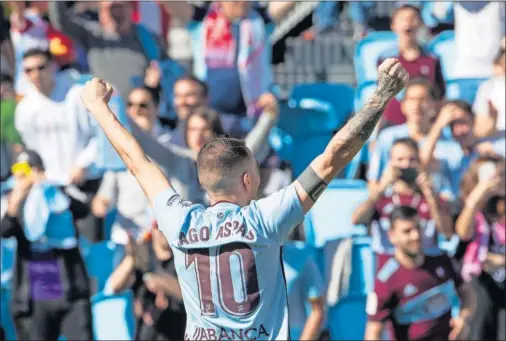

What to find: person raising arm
left=80, top=80, right=170, bottom=206
left=293, top=58, right=409, bottom=213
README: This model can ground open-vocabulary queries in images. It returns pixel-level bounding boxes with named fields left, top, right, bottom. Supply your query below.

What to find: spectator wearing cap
left=473, top=43, right=505, bottom=138
left=161, top=1, right=295, bottom=136
left=420, top=100, right=506, bottom=197
left=48, top=1, right=169, bottom=103
left=378, top=4, right=445, bottom=128
left=0, top=150, right=92, bottom=340
left=8, top=1, right=77, bottom=95
left=14, top=48, right=102, bottom=241
left=367, top=78, right=454, bottom=199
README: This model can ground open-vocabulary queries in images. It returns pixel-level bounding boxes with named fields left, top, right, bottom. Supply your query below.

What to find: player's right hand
left=80, top=78, right=113, bottom=112
left=377, top=58, right=409, bottom=100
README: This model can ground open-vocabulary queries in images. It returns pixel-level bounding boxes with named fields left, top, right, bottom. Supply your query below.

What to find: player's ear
left=242, top=171, right=250, bottom=191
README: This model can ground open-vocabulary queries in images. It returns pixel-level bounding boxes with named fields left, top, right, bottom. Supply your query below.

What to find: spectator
left=364, top=206, right=476, bottom=341
left=170, top=75, right=209, bottom=146
left=132, top=93, right=280, bottom=205
left=456, top=156, right=505, bottom=340
left=454, top=1, right=505, bottom=79
left=8, top=1, right=77, bottom=95
left=0, top=4, right=15, bottom=77
left=0, top=150, right=92, bottom=340
left=105, top=228, right=185, bottom=341
left=48, top=1, right=168, bottom=102
left=367, top=78, right=452, bottom=197
left=14, top=48, right=101, bottom=241
left=92, top=86, right=174, bottom=244
left=420, top=100, right=506, bottom=197
left=0, top=73, right=22, bottom=181
left=162, top=1, right=294, bottom=135
left=352, top=138, right=453, bottom=255
left=379, top=4, right=445, bottom=127
left=283, top=228, right=325, bottom=341
left=473, top=44, right=505, bottom=138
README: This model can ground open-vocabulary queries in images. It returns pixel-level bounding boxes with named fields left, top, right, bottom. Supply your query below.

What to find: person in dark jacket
left=105, top=222, right=186, bottom=341
left=0, top=150, right=92, bottom=340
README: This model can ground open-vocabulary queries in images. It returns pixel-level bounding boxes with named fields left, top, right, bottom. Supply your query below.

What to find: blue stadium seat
left=445, top=78, right=487, bottom=105
left=1, top=289, right=16, bottom=341
left=354, top=31, right=398, bottom=85
left=1, top=238, right=16, bottom=289
left=327, top=236, right=375, bottom=340
left=290, top=83, right=355, bottom=131
left=304, top=180, right=369, bottom=247
left=269, top=101, right=337, bottom=178
left=84, top=241, right=125, bottom=293
left=428, top=31, right=455, bottom=80
left=91, top=291, right=136, bottom=340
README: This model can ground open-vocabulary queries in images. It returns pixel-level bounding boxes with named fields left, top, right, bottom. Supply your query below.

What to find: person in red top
left=379, top=4, right=445, bottom=128
left=365, top=206, right=476, bottom=341
left=352, top=137, right=454, bottom=255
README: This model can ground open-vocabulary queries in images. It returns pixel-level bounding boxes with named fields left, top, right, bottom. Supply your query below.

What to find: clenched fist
left=377, top=58, right=410, bottom=100
left=80, top=78, right=114, bottom=112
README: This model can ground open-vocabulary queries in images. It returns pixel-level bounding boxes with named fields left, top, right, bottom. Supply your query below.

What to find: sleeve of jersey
left=366, top=279, right=394, bottom=322
left=304, top=256, right=325, bottom=301
left=248, top=184, right=305, bottom=244
left=153, top=187, right=194, bottom=244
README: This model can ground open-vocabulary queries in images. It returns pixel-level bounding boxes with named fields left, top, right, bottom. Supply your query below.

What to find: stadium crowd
left=0, top=1, right=504, bottom=341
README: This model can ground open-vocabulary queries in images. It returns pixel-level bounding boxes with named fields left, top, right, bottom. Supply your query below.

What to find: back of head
left=197, top=137, right=252, bottom=194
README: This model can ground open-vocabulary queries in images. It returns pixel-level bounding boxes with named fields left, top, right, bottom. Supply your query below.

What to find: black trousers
left=76, top=178, right=103, bottom=242
left=469, top=275, right=505, bottom=341
left=14, top=298, right=92, bottom=341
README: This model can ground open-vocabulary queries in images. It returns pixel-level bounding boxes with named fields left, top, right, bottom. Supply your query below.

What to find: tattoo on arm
left=329, top=65, right=406, bottom=151
left=297, top=166, right=328, bottom=202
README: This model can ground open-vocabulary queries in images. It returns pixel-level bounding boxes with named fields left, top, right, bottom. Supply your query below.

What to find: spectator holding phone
left=456, top=156, right=505, bottom=340
left=352, top=138, right=454, bottom=256
left=105, top=226, right=185, bottom=341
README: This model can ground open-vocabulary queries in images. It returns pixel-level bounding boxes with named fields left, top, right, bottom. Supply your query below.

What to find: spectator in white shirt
left=14, top=48, right=102, bottom=241
left=473, top=44, right=506, bottom=138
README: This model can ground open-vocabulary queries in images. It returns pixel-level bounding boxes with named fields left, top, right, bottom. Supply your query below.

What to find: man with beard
left=365, top=206, right=476, bottom=341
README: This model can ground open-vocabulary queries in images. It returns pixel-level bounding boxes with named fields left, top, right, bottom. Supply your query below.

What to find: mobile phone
left=399, top=167, right=418, bottom=184
left=478, top=162, right=496, bottom=182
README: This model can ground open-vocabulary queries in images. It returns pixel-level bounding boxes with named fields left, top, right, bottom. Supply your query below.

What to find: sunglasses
left=127, top=101, right=149, bottom=109
left=24, top=64, right=48, bottom=74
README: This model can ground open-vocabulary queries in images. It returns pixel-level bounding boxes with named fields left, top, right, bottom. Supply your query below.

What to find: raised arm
left=159, top=1, right=194, bottom=25
left=48, top=1, right=93, bottom=49
left=80, top=78, right=171, bottom=206
left=244, top=93, right=279, bottom=162
left=294, top=58, right=409, bottom=213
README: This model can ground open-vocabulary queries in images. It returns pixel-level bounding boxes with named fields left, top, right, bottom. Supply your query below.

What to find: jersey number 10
left=186, top=242, right=261, bottom=317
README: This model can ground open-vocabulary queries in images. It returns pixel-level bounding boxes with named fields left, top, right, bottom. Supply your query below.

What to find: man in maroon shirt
left=379, top=5, right=445, bottom=128
left=365, top=206, right=476, bottom=341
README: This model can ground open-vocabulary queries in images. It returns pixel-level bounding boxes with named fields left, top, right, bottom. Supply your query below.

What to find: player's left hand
left=483, top=253, right=506, bottom=272
left=69, top=166, right=86, bottom=185
left=449, top=316, right=470, bottom=340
